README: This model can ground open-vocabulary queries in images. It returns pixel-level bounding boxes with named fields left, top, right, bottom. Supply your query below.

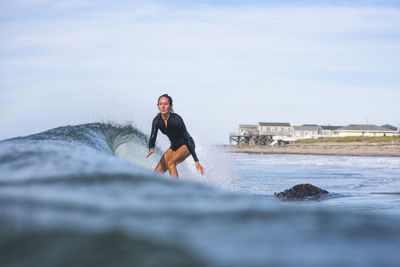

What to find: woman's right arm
left=147, top=116, right=158, bottom=158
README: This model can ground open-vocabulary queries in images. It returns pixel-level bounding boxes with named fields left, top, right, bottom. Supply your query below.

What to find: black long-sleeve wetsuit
left=149, top=113, right=199, bottom=162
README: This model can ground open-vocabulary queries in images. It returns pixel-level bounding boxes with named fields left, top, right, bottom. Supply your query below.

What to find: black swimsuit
left=149, top=113, right=199, bottom=162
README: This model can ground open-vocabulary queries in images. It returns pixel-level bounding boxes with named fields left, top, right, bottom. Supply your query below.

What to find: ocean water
left=232, top=153, right=400, bottom=215
left=1, top=123, right=399, bottom=267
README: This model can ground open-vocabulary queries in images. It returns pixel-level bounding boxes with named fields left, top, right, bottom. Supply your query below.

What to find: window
left=271, top=128, right=274, bottom=132
left=284, top=128, right=288, bottom=132
left=262, top=127, right=266, bottom=131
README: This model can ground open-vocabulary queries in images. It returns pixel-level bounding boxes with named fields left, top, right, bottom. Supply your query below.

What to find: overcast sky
left=1, top=0, right=399, bottom=144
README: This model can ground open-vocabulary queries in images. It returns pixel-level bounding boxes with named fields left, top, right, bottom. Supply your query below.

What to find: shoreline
left=223, top=142, right=400, bottom=157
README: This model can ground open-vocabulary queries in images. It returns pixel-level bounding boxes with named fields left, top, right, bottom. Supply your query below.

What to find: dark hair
left=158, top=94, right=173, bottom=106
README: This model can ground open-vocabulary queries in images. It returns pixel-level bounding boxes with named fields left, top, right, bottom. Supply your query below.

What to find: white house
left=320, top=125, right=342, bottom=137
left=336, top=124, right=396, bottom=137
left=258, top=122, right=292, bottom=137
left=238, top=124, right=258, bottom=136
left=293, top=125, right=322, bottom=139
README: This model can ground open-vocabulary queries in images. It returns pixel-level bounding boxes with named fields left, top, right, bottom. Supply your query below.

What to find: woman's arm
left=178, top=115, right=205, bottom=175
left=147, top=115, right=159, bottom=158
left=179, top=117, right=199, bottom=162
left=195, top=161, right=205, bottom=175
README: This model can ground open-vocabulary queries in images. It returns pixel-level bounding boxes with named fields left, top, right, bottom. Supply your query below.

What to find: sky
left=1, top=0, right=399, bottom=144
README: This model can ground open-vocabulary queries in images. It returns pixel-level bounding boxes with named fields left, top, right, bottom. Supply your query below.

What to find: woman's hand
left=195, top=161, right=205, bottom=175
left=146, top=148, right=154, bottom=158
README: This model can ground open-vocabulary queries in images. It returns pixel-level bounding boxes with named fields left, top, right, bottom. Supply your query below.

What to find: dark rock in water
left=274, top=184, right=329, bottom=200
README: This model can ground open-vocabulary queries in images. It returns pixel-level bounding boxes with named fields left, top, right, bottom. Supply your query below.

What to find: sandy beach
left=224, top=142, right=400, bottom=157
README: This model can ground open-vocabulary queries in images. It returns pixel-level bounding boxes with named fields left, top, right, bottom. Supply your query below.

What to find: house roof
left=381, top=124, right=397, bottom=131
left=259, top=122, right=291, bottom=127
left=338, top=124, right=395, bottom=132
left=320, top=125, right=342, bottom=130
left=293, top=125, right=321, bottom=131
left=239, top=124, right=258, bottom=128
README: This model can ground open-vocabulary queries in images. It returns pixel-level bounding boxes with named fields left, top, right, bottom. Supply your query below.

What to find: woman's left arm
left=179, top=117, right=198, bottom=162
left=195, top=161, right=206, bottom=175
left=179, top=116, right=205, bottom=175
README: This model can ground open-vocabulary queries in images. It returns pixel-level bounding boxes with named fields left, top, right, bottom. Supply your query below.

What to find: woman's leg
left=154, top=149, right=174, bottom=173
left=166, top=145, right=191, bottom=178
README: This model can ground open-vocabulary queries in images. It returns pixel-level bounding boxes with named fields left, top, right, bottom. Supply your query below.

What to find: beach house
left=293, top=125, right=322, bottom=139
left=238, top=124, right=258, bottom=136
left=320, top=125, right=342, bottom=137
left=336, top=124, right=396, bottom=137
left=258, top=122, right=292, bottom=137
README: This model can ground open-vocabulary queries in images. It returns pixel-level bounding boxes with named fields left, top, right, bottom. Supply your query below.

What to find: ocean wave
left=1, top=122, right=149, bottom=154
left=0, top=123, right=158, bottom=183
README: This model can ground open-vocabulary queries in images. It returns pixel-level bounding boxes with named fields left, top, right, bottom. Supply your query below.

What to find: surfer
left=146, top=94, right=205, bottom=178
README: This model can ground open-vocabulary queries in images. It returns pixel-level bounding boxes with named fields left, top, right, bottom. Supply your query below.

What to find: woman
left=146, top=94, right=205, bottom=178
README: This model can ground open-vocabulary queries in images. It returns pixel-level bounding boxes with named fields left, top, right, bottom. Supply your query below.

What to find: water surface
left=1, top=123, right=399, bottom=267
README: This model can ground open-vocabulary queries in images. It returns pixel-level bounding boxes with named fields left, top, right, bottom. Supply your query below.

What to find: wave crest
left=0, top=123, right=156, bottom=182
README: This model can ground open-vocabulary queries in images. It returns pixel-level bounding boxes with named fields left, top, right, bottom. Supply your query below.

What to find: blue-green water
left=1, top=123, right=399, bottom=267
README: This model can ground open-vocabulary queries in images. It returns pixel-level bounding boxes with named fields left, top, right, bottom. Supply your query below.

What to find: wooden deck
left=229, top=132, right=297, bottom=146
left=229, top=133, right=272, bottom=146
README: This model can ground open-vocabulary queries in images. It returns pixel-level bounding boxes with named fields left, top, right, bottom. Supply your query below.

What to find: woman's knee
left=167, top=159, right=176, bottom=169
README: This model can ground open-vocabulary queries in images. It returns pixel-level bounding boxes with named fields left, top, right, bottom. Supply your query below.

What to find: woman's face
left=157, top=96, right=172, bottom=115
